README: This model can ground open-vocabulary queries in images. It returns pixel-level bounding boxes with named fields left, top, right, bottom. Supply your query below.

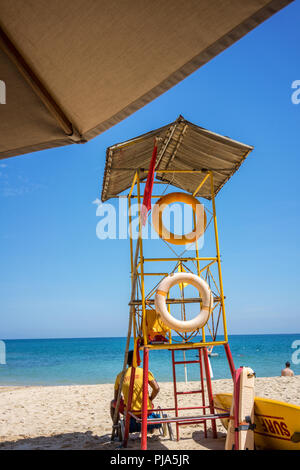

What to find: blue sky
left=1, top=2, right=299, bottom=338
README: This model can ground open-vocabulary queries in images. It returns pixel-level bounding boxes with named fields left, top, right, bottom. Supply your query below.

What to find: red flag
left=141, top=139, right=158, bottom=225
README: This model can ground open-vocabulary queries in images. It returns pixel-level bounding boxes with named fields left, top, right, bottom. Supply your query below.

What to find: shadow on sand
left=0, top=431, right=169, bottom=450
left=0, top=428, right=226, bottom=450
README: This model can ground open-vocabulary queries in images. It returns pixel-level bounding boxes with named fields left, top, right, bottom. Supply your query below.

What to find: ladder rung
left=130, top=411, right=229, bottom=425
left=174, top=359, right=201, bottom=365
left=130, top=296, right=222, bottom=306
left=176, top=390, right=202, bottom=395
left=130, top=297, right=202, bottom=305
left=146, top=413, right=230, bottom=425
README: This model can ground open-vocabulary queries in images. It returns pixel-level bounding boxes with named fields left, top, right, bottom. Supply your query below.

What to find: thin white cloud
left=0, top=167, right=46, bottom=197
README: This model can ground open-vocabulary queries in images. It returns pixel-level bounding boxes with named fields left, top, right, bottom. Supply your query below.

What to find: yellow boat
left=213, top=393, right=300, bottom=450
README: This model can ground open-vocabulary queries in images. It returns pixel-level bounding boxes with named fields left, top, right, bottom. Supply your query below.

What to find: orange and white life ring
left=152, top=192, right=206, bottom=245
left=154, top=272, right=213, bottom=332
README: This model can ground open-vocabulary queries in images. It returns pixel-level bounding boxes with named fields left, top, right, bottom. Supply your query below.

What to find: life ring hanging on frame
left=155, top=272, right=213, bottom=333
left=151, top=192, right=207, bottom=245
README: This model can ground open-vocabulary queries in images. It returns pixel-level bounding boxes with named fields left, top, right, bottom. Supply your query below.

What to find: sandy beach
left=0, top=376, right=299, bottom=450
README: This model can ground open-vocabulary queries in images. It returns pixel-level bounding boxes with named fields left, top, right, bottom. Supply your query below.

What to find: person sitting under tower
left=110, top=350, right=160, bottom=423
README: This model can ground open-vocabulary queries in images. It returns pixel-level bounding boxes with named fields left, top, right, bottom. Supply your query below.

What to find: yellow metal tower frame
left=128, top=168, right=228, bottom=352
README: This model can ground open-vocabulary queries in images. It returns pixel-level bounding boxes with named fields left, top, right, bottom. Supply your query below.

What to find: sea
left=0, top=334, right=299, bottom=386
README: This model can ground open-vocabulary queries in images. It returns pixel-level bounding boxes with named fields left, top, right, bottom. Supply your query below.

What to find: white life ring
left=154, top=272, right=213, bottom=333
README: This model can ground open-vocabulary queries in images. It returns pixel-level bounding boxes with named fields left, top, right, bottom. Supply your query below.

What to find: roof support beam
left=0, top=24, right=83, bottom=141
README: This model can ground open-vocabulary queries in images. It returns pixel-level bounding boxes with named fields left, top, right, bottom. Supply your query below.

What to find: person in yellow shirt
left=111, top=350, right=160, bottom=421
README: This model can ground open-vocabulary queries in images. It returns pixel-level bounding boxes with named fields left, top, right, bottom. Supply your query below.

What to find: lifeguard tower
left=101, top=116, right=253, bottom=450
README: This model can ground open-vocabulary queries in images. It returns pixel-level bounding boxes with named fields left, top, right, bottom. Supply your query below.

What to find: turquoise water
left=0, top=334, right=299, bottom=386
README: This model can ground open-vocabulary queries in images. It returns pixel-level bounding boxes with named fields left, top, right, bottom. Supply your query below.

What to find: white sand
left=0, top=376, right=299, bottom=450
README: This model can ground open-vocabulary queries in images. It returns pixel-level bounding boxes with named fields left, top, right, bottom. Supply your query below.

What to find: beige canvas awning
left=0, top=0, right=292, bottom=160
left=101, top=116, right=253, bottom=201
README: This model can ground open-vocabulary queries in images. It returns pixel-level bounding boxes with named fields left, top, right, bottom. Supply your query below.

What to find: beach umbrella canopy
left=0, top=0, right=292, bottom=160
